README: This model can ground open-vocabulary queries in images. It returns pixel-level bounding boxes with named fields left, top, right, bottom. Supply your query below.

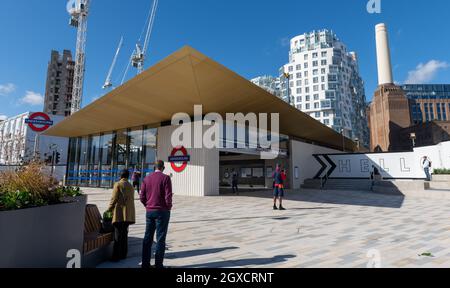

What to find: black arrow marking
left=313, top=155, right=327, bottom=179
left=323, top=154, right=337, bottom=178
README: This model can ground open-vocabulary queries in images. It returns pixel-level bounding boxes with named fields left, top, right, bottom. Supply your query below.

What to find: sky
left=1, top=0, right=450, bottom=120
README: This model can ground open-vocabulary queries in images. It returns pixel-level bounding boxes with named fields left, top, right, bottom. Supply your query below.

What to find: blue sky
left=1, top=0, right=449, bottom=119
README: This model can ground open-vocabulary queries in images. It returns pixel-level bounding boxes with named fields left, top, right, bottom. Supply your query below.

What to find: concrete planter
left=0, top=195, right=87, bottom=268
left=433, top=175, right=450, bottom=182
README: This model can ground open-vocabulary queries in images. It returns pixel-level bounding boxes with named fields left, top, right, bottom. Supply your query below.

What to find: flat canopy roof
left=45, top=46, right=356, bottom=151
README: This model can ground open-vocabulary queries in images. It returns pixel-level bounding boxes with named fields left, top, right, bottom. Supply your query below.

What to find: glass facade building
left=66, top=126, right=157, bottom=188
left=402, top=84, right=450, bottom=124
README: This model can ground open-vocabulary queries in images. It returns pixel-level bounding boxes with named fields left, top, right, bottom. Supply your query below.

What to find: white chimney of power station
left=375, top=23, right=394, bottom=85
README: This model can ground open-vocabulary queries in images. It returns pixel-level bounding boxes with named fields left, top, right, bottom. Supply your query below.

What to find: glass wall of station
left=66, top=126, right=157, bottom=188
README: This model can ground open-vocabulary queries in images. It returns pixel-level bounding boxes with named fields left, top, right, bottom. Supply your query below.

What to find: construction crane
left=131, top=0, right=159, bottom=74
left=67, top=0, right=90, bottom=114
left=103, top=36, right=124, bottom=89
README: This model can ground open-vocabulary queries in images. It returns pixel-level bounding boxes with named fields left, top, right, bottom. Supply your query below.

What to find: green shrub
left=434, top=169, right=450, bottom=175
left=0, top=161, right=83, bottom=211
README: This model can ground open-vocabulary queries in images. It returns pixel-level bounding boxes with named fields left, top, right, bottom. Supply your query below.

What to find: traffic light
left=55, top=152, right=61, bottom=165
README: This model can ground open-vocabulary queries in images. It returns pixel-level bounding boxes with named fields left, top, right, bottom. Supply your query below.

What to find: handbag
left=101, top=211, right=114, bottom=233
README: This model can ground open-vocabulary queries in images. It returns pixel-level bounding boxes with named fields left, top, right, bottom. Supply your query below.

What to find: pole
left=33, top=133, right=40, bottom=160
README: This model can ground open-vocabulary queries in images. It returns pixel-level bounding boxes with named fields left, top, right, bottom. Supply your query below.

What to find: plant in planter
left=0, top=161, right=83, bottom=211
left=0, top=161, right=87, bottom=268
left=433, top=168, right=450, bottom=175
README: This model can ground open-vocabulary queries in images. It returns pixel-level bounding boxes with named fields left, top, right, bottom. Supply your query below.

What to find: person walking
left=140, top=160, right=173, bottom=269
left=422, top=156, right=432, bottom=181
left=107, top=169, right=136, bottom=262
left=131, top=169, right=142, bottom=193
left=231, top=169, right=239, bottom=195
left=273, top=166, right=286, bottom=211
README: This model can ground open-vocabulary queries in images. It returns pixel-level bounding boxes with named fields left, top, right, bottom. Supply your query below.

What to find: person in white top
left=422, top=156, right=432, bottom=181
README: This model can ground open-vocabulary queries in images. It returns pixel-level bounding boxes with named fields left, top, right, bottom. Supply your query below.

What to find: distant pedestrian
left=422, top=156, right=432, bottom=181
left=132, top=169, right=142, bottom=193
left=107, top=169, right=136, bottom=262
left=231, top=169, right=239, bottom=195
left=273, top=166, right=286, bottom=210
left=140, top=160, right=173, bottom=269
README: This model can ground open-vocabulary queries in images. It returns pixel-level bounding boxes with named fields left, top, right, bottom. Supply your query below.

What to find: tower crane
left=67, top=0, right=90, bottom=114
left=103, top=36, right=124, bottom=89
left=131, top=0, right=159, bottom=74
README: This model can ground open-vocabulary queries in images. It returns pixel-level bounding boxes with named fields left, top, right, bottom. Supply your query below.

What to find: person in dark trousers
left=107, top=169, right=136, bottom=262
left=131, top=169, right=142, bottom=193
left=273, top=166, right=286, bottom=210
left=422, top=156, right=432, bottom=181
left=140, top=160, right=173, bottom=269
left=231, top=169, right=239, bottom=195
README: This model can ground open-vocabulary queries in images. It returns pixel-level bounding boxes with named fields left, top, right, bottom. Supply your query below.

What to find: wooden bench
left=83, top=204, right=113, bottom=255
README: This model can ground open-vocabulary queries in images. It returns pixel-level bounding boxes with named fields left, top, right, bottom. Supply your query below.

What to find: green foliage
left=103, top=211, right=113, bottom=221
left=0, top=162, right=83, bottom=211
left=433, top=169, right=450, bottom=175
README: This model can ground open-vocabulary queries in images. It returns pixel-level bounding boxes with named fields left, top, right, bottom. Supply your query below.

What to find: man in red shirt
left=140, top=160, right=173, bottom=269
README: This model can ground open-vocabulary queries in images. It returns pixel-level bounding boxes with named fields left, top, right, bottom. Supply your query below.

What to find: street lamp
left=341, top=128, right=346, bottom=152
left=410, top=133, right=417, bottom=148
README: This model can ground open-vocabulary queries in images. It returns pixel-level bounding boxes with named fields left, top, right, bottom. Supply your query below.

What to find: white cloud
left=0, top=115, right=7, bottom=121
left=405, top=60, right=449, bottom=84
left=0, top=83, right=16, bottom=96
left=21, top=91, right=44, bottom=106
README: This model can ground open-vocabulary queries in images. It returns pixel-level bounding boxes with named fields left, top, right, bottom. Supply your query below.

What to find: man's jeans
left=424, top=167, right=432, bottom=181
left=142, top=210, right=171, bottom=269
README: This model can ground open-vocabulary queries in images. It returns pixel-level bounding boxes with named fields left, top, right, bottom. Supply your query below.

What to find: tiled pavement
left=87, top=188, right=450, bottom=268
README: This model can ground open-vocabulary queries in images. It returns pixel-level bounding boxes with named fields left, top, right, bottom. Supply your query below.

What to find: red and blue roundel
left=25, top=112, right=54, bottom=132
left=169, top=146, right=190, bottom=173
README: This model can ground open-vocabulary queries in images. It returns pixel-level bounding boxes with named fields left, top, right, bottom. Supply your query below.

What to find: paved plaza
left=88, top=189, right=450, bottom=268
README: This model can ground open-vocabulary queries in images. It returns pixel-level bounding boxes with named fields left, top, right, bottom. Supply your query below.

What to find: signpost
left=25, top=112, right=54, bottom=158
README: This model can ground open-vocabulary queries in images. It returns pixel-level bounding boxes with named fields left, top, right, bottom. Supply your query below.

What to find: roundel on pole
left=25, top=112, right=54, bottom=132
left=169, top=146, right=190, bottom=173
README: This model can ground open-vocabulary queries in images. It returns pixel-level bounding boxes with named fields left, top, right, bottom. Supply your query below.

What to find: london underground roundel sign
left=169, top=146, right=190, bottom=173
left=25, top=112, right=54, bottom=132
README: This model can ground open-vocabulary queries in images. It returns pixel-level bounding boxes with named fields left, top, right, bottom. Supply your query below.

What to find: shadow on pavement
left=233, top=189, right=405, bottom=209
left=182, top=254, right=296, bottom=268
left=166, top=247, right=239, bottom=259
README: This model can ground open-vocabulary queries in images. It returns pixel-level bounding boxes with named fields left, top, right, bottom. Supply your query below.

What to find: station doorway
left=219, top=149, right=290, bottom=195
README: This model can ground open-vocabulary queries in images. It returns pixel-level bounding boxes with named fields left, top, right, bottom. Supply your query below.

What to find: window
left=296, top=64, right=302, bottom=70
left=321, top=68, right=326, bottom=74
left=296, top=96, right=302, bottom=102
left=305, top=87, right=310, bottom=93
left=288, top=66, right=293, bottom=72
left=315, top=112, right=321, bottom=118
left=296, top=88, right=302, bottom=94
left=313, top=69, right=319, bottom=76
left=313, top=77, right=319, bottom=84
left=313, top=85, right=319, bottom=92
left=437, top=103, right=442, bottom=121
left=324, top=119, right=330, bottom=125
left=304, top=63, right=308, bottom=69
left=304, top=54, right=308, bottom=60
left=314, top=102, right=320, bottom=109
left=321, top=60, right=327, bottom=66
left=313, top=52, right=318, bottom=58
left=323, top=111, right=330, bottom=117
left=321, top=51, right=327, bottom=57
left=296, top=72, right=302, bottom=78
left=314, top=94, right=319, bottom=100
left=305, top=95, right=311, bottom=101
left=296, top=104, right=302, bottom=110
left=304, top=79, right=309, bottom=85
left=313, top=61, right=318, bottom=67
left=305, top=103, right=310, bottom=110
left=296, top=80, right=302, bottom=86
left=304, top=71, right=309, bottom=77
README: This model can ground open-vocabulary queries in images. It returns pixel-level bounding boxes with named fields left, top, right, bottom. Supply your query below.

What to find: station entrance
left=219, top=148, right=290, bottom=195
